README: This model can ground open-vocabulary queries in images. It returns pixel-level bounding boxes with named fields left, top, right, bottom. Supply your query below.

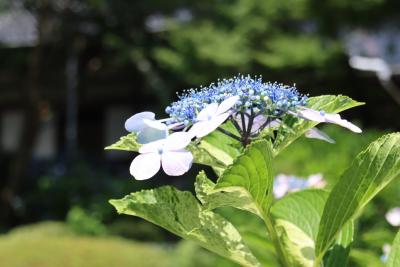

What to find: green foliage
left=255, top=36, right=341, bottom=69
left=195, top=140, right=274, bottom=219
left=109, top=186, right=261, bottom=267
left=104, top=133, right=140, bottom=152
left=107, top=95, right=400, bottom=267
left=270, top=190, right=353, bottom=267
left=315, top=133, right=400, bottom=263
left=387, top=231, right=400, bottom=267
left=67, top=206, right=107, bottom=236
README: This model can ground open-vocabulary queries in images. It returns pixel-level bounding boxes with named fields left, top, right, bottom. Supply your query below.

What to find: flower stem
left=261, top=212, right=291, bottom=267
left=216, top=127, right=241, bottom=142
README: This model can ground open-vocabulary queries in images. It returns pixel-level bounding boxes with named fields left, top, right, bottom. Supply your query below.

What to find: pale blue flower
left=273, top=173, right=326, bottom=199
left=130, top=132, right=193, bottom=180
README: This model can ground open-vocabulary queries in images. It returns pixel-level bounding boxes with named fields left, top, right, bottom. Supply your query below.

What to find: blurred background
left=0, top=0, right=399, bottom=266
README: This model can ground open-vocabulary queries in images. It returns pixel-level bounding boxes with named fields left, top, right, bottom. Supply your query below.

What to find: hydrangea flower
left=165, top=75, right=307, bottom=126
left=125, top=112, right=168, bottom=144
left=273, top=173, right=326, bottom=199
left=189, top=96, right=239, bottom=138
left=129, top=132, right=193, bottom=180
left=124, top=75, right=362, bottom=180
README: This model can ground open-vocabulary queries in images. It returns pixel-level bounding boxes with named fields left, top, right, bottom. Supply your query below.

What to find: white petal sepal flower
left=129, top=132, right=193, bottom=180
left=305, top=127, right=335, bottom=144
left=125, top=111, right=155, bottom=132
left=297, top=108, right=362, bottom=133
left=125, top=112, right=169, bottom=144
left=189, top=96, right=239, bottom=138
left=385, top=207, right=400, bottom=227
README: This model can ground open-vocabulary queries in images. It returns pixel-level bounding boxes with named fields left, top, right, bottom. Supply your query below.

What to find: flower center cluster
left=165, top=75, right=307, bottom=125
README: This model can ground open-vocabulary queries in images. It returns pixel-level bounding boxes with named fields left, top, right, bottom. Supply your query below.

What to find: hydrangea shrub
left=106, top=75, right=400, bottom=267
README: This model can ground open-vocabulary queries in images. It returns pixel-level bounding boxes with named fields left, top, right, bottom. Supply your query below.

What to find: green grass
left=0, top=222, right=172, bottom=267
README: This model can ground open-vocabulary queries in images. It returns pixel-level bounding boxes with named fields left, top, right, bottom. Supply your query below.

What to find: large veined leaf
left=196, top=140, right=275, bottom=219
left=109, top=186, right=261, bottom=267
left=274, top=95, right=364, bottom=155
left=387, top=230, right=400, bottom=267
left=195, top=171, right=261, bottom=216
left=315, top=133, right=400, bottom=263
left=217, top=207, right=281, bottom=267
left=270, top=189, right=353, bottom=267
left=216, top=140, right=275, bottom=216
left=323, top=218, right=354, bottom=267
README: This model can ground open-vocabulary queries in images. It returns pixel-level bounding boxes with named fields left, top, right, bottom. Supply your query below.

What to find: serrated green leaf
left=323, top=221, right=354, bottom=267
left=109, top=186, right=261, bottom=267
left=274, top=95, right=364, bottom=155
left=211, top=140, right=275, bottom=218
left=105, top=133, right=140, bottom=151
left=270, top=189, right=353, bottom=267
left=195, top=171, right=261, bottom=216
left=315, top=133, right=400, bottom=262
left=387, top=231, right=400, bottom=267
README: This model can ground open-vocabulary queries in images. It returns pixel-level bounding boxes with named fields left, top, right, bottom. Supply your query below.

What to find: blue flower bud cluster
left=165, top=75, right=307, bottom=125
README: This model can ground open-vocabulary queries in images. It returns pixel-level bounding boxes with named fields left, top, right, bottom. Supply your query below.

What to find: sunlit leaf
left=387, top=230, right=400, bottom=267
left=195, top=171, right=261, bottom=216
left=196, top=140, right=274, bottom=219
left=270, top=189, right=353, bottom=267
left=105, top=133, right=140, bottom=151
left=109, top=186, right=261, bottom=267
left=315, top=133, right=400, bottom=262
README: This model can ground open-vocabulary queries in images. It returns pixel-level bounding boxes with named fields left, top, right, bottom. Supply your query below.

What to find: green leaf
left=270, top=190, right=353, bottom=267
left=109, top=186, right=261, bottom=267
left=315, top=133, right=400, bottom=262
left=323, top=221, right=354, bottom=267
left=105, top=133, right=140, bottom=151
left=274, top=95, right=364, bottom=155
left=206, top=140, right=275, bottom=218
left=195, top=171, right=261, bottom=216
left=387, top=230, right=400, bottom=267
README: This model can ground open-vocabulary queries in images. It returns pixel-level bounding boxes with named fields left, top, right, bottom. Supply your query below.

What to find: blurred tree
left=1, top=0, right=399, bottom=227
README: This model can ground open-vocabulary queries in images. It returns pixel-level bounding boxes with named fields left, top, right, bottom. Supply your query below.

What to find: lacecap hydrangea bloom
left=125, top=75, right=362, bottom=180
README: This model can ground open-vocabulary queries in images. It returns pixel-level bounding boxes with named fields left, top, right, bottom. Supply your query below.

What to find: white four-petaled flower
left=129, top=132, right=193, bottom=180
left=189, top=96, right=240, bottom=138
